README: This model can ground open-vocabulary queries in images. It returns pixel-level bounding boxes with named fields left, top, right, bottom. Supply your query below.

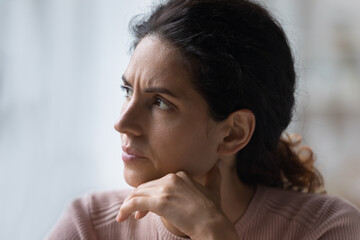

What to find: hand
left=115, top=164, right=238, bottom=239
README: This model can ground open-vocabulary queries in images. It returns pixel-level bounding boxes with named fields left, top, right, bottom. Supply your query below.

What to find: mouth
left=121, top=146, right=147, bottom=162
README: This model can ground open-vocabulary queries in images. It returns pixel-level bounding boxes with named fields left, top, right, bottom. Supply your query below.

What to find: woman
left=48, top=0, right=360, bottom=239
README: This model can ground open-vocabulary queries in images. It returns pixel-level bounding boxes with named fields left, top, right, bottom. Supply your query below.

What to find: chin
left=124, top=175, right=144, bottom=188
left=123, top=169, right=157, bottom=188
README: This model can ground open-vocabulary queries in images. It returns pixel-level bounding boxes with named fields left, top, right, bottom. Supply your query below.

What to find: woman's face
left=114, top=36, right=225, bottom=187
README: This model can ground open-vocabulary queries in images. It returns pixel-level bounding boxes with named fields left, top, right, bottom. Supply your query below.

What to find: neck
left=219, top=160, right=255, bottom=223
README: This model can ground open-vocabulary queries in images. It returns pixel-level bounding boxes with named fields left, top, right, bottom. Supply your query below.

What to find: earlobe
left=217, top=109, right=255, bottom=156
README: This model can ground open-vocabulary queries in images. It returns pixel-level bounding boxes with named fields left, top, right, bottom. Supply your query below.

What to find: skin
left=114, top=36, right=256, bottom=239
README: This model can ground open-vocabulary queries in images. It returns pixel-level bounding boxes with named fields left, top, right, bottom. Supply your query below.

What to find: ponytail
left=275, top=133, right=325, bottom=193
left=235, top=132, right=325, bottom=194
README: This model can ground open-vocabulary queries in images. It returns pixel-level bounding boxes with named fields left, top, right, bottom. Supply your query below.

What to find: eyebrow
left=122, top=75, right=179, bottom=99
left=122, top=75, right=132, bottom=86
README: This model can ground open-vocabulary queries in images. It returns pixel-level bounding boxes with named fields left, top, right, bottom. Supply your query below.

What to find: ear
left=217, top=109, right=255, bottom=156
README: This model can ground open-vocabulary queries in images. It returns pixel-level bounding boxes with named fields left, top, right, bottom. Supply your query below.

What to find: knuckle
left=159, top=184, right=170, bottom=194
left=126, top=197, right=138, bottom=209
left=176, top=171, right=187, bottom=178
left=137, top=182, right=146, bottom=189
left=166, top=173, right=178, bottom=182
left=130, top=188, right=137, bottom=196
left=126, top=190, right=137, bottom=201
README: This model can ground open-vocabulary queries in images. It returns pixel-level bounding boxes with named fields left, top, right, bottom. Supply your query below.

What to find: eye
left=120, top=85, right=133, bottom=98
left=153, top=97, right=171, bottom=110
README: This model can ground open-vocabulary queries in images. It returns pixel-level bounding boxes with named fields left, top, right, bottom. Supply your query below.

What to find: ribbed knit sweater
left=47, top=185, right=360, bottom=239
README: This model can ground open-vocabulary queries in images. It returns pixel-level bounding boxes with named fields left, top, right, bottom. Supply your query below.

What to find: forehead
left=125, top=36, right=192, bottom=88
left=124, top=36, right=214, bottom=120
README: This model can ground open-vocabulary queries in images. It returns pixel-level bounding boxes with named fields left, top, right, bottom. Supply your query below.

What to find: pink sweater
left=47, top=185, right=360, bottom=239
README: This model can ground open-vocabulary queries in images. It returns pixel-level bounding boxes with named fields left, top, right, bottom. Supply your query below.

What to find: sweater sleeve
left=310, top=197, right=360, bottom=240
left=46, top=195, right=98, bottom=240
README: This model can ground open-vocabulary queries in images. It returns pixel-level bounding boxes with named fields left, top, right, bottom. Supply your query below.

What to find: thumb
left=204, top=161, right=222, bottom=195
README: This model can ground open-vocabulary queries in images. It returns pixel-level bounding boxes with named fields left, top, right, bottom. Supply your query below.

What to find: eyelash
left=153, top=96, right=172, bottom=110
left=120, top=85, right=174, bottom=111
left=120, top=85, right=133, bottom=98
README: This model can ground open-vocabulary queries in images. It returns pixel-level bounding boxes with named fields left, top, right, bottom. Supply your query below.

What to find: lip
left=121, top=146, right=147, bottom=162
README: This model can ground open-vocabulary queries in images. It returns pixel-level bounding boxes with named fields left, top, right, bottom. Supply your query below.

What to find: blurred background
left=0, top=0, right=359, bottom=239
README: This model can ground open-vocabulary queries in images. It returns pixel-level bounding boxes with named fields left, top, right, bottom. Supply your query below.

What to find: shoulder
left=259, top=186, right=360, bottom=239
left=80, top=189, right=132, bottom=226
left=85, top=189, right=131, bottom=219
left=47, top=189, right=142, bottom=240
left=308, top=194, right=360, bottom=239
left=71, top=189, right=138, bottom=229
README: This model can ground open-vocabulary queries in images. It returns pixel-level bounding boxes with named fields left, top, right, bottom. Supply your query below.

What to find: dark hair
left=129, top=0, right=323, bottom=192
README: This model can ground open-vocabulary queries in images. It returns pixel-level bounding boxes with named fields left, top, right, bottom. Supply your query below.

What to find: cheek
left=180, top=143, right=218, bottom=177
left=150, top=121, right=219, bottom=176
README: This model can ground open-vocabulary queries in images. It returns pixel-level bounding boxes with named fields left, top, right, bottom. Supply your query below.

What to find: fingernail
left=134, top=211, right=140, bottom=219
left=116, top=212, right=121, bottom=222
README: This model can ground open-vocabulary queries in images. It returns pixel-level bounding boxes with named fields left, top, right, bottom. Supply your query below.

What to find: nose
left=114, top=100, right=143, bottom=136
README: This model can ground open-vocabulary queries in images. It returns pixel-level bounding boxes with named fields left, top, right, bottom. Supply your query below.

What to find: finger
left=116, top=196, right=153, bottom=222
left=135, top=173, right=177, bottom=189
left=130, top=185, right=159, bottom=197
left=136, top=178, right=162, bottom=189
left=134, top=210, right=149, bottom=219
left=175, top=171, right=191, bottom=184
left=118, top=174, right=181, bottom=222
left=177, top=170, right=209, bottom=187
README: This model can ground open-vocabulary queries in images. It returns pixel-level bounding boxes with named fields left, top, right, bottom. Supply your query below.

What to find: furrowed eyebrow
left=121, top=75, right=179, bottom=99
left=121, top=75, right=132, bottom=87
left=144, top=87, right=179, bottom=99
